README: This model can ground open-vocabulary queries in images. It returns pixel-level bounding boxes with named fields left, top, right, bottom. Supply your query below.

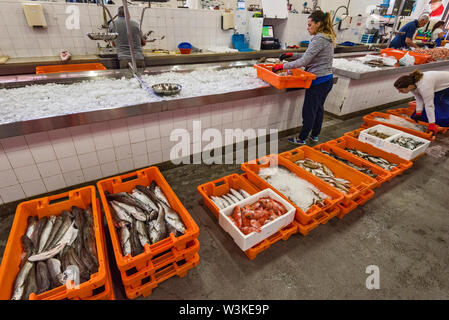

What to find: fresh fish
left=391, top=136, right=424, bottom=150
left=210, top=196, right=225, bottom=209
left=83, top=206, right=98, bottom=269
left=131, top=188, right=158, bottom=219
left=227, top=193, right=240, bottom=204
left=72, top=206, right=85, bottom=230
left=136, top=220, right=150, bottom=248
left=346, top=149, right=397, bottom=171
left=25, top=216, right=38, bottom=239
left=28, top=221, right=76, bottom=262
left=46, top=211, right=72, bottom=250
left=367, top=130, right=391, bottom=139
left=46, top=258, right=62, bottom=289
left=30, top=217, right=47, bottom=253
left=219, top=196, right=232, bottom=207
left=79, top=247, right=98, bottom=274
left=38, top=215, right=57, bottom=253
left=222, top=194, right=235, bottom=205
left=119, top=225, right=131, bottom=257
left=36, top=261, right=51, bottom=295
left=111, top=200, right=147, bottom=222
left=43, top=215, right=63, bottom=252
left=239, top=189, right=251, bottom=198
left=230, top=188, right=245, bottom=202
left=320, top=149, right=378, bottom=179
left=166, top=221, right=179, bottom=236
left=109, top=200, right=133, bottom=226
left=162, top=202, right=186, bottom=235
left=68, top=247, right=90, bottom=282
left=20, top=235, right=35, bottom=267
left=130, top=220, right=144, bottom=257
left=149, top=181, right=170, bottom=207
left=215, top=196, right=228, bottom=209
left=148, top=203, right=167, bottom=244
left=11, top=261, right=33, bottom=300
left=23, top=263, right=37, bottom=300
left=106, top=191, right=149, bottom=215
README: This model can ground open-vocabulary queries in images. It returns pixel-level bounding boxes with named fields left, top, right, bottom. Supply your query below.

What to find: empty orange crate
left=381, top=48, right=430, bottom=64
left=327, top=136, right=413, bottom=178
left=120, top=239, right=199, bottom=287
left=0, top=187, right=109, bottom=300
left=313, top=143, right=393, bottom=188
left=36, top=63, right=107, bottom=74
left=254, top=64, right=316, bottom=90
left=241, top=155, right=344, bottom=225
left=197, top=173, right=299, bottom=260
left=124, top=253, right=200, bottom=299
left=362, top=112, right=437, bottom=140
left=279, top=146, right=377, bottom=207
left=97, top=167, right=200, bottom=277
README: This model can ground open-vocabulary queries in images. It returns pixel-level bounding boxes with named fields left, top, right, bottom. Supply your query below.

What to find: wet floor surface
left=1, top=106, right=449, bottom=300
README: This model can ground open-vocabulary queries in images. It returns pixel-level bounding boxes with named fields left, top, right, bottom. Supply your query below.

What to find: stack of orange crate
left=0, top=187, right=114, bottom=300
left=197, top=174, right=298, bottom=260
left=97, top=167, right=200, bottom=299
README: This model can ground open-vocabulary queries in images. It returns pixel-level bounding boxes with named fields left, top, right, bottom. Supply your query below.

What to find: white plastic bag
left=399, top=52, right=415, bottom=66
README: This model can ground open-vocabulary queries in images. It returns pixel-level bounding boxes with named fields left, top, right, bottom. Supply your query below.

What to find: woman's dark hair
left=432, top=20, right=445, bottom=33
left=394, top=70, right=424, bottom=89
left=308, top=10, right=336, bottom=45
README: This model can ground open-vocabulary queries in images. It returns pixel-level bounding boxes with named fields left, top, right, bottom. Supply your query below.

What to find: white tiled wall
left=0, top=91, right=304, bottom=204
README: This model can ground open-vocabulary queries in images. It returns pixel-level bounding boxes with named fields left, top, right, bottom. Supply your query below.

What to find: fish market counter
left=327, top=59, right=449, bottom=118
left=0, top=61, right=308, bottom=204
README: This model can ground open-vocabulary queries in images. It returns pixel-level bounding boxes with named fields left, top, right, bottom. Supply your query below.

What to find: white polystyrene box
left=358, top=124, right=404, bottom=150
left=218, top=188, right=295, bottom=252
left=384, top=132, right=430, bottom=161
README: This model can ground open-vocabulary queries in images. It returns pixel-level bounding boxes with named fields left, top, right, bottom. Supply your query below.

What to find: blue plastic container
left=178, top=42, right=193, bottom=49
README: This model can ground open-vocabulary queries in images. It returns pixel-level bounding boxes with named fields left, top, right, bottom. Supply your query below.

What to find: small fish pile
left=345, top=149, right=398, bottom=171
left=367, top=129, right=391, bottom=139
left=295, top=158, right=352, bottom=194
left=373, top=116, right=427, bottom=132
left=258, top=166, right=330, bottom=212
left=11, top=206, right=98, bottom=300
left=320, top=149, right=378, bottom=179
left=107, top=182, right=186, bottom=258
left=390, top=136, right=425, bottom=150
left=210, top=188, right=252, bottom=210
left=228, top=197, right=288, bottom=235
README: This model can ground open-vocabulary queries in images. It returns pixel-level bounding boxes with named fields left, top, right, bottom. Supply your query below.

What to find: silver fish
left=119, top=225, right=131, bottom=257
left=38, top=215, right=57, bottom=253
left=11, top=261, right=33, bottom=300
left=83, top=206, right=98, bottom=270
left=148, top=203, right=167, bottom=244
left=230, top=188, right=245, bottom=202
left=46, top=258, right=62, bottom=288
left=36, top=261, right=51, bottom=295
left=136, top=220, right=151, bottom=248
left=23, top=263, right=37, bottom=300
left=149, top=181, right=170, bottom=207
left=43, top=215, right=62, bottom=252
left=210, top=196, right=225, bottom=209
left=46, top=211, right=72, bottom=250
left=132, top=187, right=159, bottom=216
left=109, top=200, right=133, bottom=226
left=111, top=200, right=147, bottom=222
left=162, top=202, right=186, bottom=235
left=25, top=216, right=38, bottom=239
left=227, top=193, right=240, bottom=204
left=222, top=194, right=235, bottom=205
left=30, top=217, right=47, bottom=253
left=106, top=191, right=149, bottom=214
left=239, top=189, right=251, bottom=198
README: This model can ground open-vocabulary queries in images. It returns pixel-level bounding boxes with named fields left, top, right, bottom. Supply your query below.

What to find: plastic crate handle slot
left=47, top=193, right=71, bottom=206
left=121, top=174, right=139, bottom=183
left=214, top=180, right=226, bottom=187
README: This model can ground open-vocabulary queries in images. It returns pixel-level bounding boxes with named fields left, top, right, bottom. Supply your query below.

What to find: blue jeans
left=298, top=78, right=334, bottom=140
left=411, top=87, right=449, bottom=127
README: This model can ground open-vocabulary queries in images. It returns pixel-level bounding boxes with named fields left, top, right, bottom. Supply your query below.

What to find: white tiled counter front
left=0, top=91, right=304, bottom=204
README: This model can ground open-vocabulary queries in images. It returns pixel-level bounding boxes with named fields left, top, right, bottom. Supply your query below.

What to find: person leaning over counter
left=395, top=70, right=449, bottom=135
left=108, top=6, right=146, bottom=69
left=389, top=15, right=430, bottom=49
left=431, top=20, right=446, bottom=46
left=271, top=10, right=335, bottom=145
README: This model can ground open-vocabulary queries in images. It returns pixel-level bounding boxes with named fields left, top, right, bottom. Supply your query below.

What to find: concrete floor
left=1, top=105, right=448, bottom=300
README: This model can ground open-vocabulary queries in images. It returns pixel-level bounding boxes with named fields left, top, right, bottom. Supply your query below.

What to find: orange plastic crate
left=313, top=143, right=393, bottom=188
left=296, top=205, right=340, bottom=236
left=0, top=187, right=109, bottom=300
left=97, top=167, right=200, bottom=276
left=254, top=64, right=316, bottom=90
left=241, top=155, right=344, bottom=225
left=120, top=239, right=199, bottom=287
left=327, top=136, right=413, bottom=178
left=279, top=146, right=377, bottom=206
left=36, top=63, right=107, bottom=74
left=197, top=173, right=299, bottom=260
left=362, top=112, right=438, bottom=140
left=380, top=48, right=430, bottom=65
left=386, top=107, right=415, bottom=118
left=124, top=253, right=200, bottom=299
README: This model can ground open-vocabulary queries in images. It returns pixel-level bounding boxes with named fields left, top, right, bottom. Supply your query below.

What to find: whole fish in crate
left=373, top=116, right=427, bottom=133
left=390, top=136, right=425, bottom=150
left=367, top=130, right=391, bottom=139
left=210, top=188, right=252, bottom=210
left=320, top=149, right=378, bottom=179
left=345, top=149, right=397, bottom=171
left=295, top=158, right=352, bottom=194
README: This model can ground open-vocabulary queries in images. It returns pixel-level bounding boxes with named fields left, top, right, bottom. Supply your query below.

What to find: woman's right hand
left=279, top=53, right=293, bottom=61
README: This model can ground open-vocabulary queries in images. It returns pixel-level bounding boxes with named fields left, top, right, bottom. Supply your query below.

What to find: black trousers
left=298, top=79, right=334, bottom=140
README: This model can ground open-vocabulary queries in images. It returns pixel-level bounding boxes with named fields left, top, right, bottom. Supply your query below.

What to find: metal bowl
left=152, top=83, right=182, bottom=96
left=87, top=32, right=118, bottom=41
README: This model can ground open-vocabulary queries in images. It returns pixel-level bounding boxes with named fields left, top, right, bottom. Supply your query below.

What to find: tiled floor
left=1, top=105, right=449, bottom=300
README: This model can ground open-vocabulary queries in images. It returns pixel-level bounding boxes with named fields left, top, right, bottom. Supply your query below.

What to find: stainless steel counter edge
left=333, top=59, right=449, bottom=80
